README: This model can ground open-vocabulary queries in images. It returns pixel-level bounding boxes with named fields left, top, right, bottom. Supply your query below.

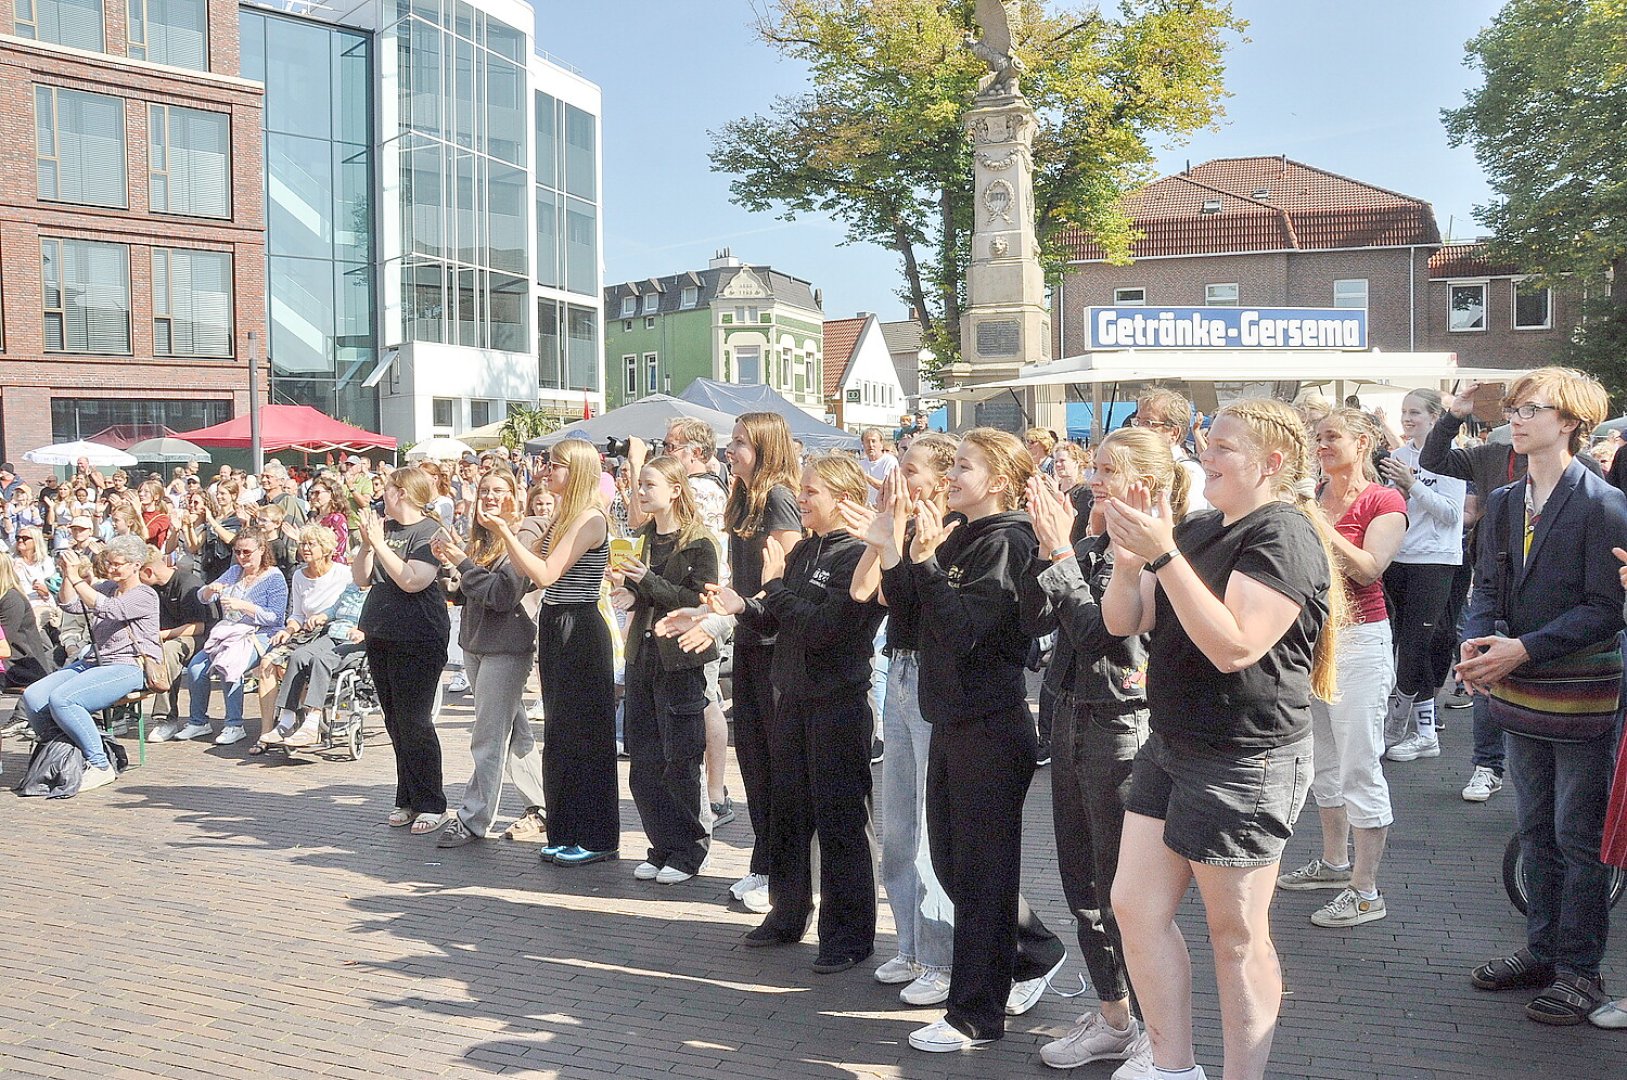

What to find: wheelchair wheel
left=347, top=721, right=364, bottom=761
left=1503, top=832, right=1627, bottom=915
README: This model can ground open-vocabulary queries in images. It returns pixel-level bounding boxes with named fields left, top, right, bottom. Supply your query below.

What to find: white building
left=823, top=313, right=907, bottom=432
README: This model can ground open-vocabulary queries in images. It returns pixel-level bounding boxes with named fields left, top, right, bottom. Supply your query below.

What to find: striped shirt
left=542, top=520, right=610, bottom=605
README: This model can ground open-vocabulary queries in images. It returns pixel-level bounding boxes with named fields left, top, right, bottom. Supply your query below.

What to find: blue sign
left=1087, top=306, right=1368, bottom=351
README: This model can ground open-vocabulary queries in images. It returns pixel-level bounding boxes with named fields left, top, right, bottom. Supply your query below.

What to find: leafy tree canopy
left=709, top=0, right=1241, bottom=378
left=1443, top=0, right=1627, bottom=393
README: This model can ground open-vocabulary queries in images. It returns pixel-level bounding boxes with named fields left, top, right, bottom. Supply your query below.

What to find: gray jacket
left=453, top=555, right=535, bottom=655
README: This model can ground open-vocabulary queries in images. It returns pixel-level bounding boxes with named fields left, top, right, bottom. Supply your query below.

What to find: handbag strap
left=1494, top=487, right=1513, bottom=634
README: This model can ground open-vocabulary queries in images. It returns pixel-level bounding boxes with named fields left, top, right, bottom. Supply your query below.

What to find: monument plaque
left=976, top=320, right=1021, bottom=357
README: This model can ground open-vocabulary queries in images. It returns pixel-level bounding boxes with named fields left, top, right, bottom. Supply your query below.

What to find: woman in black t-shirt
left=1101, top=398, right=1344, bottom=1080
left=355, top=467, right=452, bottom=835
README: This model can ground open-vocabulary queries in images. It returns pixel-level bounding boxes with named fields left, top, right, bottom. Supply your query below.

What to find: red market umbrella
left=173, top=404, right=396, bottom=453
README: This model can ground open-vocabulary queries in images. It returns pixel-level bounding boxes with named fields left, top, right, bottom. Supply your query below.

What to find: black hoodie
left=737, top=530, right=884, bottom=702
left=901, top=510, right=1038, bottom=725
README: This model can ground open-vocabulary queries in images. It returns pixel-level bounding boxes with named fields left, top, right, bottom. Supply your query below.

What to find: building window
left=50, top=396, right=230, bottom=443
left=127, top=0, right=208, bottom=71
left=1205, top=283, right=1239, bottom=307
left=149, top=104, right=230, bottom=218
left=470, top=399, right=492, bottom=427
left=645, top=352, right=658, bottom=394
left=622, top=319, right=633, bottom=332
left=642, top=292, right=658, bottom=315
left=152, top=248, right=233, bottom=358
left=1513, top=281, right=1552, bottom=330
left=432, top=397, right=456, bottom=428
left=1449, top=282, right=1487, bottom=332
left=1333, top=278, right=1368, bottom=310
left=623, top=354, right=637, bottom=397
left=681, top=285, right=698, bottom=309
left=1113, top=287, right=1146, bottom=306
left=644, top=316, right=655, bottom=330
left=620, top=296, right=635, bottom=318
left=15, top=0, right=106, bottom=52
left=506, top=400, right=526, bottom=417
left=42, top=238, right=131, bottom=354
left=35, top=85, right=127, bottom=209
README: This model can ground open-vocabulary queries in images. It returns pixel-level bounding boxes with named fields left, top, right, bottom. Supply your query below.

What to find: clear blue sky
left=533, top=0, right=1505, bottom=322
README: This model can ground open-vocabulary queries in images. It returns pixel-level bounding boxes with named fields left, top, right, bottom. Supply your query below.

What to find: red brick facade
left=0, top=1, right=264, bottom=479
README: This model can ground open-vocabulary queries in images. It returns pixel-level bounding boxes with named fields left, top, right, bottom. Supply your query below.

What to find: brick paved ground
left=2, top=686, right=1625, bottom=1079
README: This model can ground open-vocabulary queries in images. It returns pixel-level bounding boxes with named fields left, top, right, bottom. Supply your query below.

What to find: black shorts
left=1126, top=729, right=1311, bottom=868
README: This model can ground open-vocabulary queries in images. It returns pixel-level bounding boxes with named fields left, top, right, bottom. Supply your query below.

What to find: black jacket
left=0, top=587, right=58, bottom=688
left=904, top=510, right=1039, bottom=725
left=1020, top=533, right=1147, bottom=709
left=739, top=530, right=882, bottom=701
left=625, top=524, right=720, bottom=671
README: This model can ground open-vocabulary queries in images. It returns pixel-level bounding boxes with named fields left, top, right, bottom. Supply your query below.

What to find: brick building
left=1425, top=241, right=1576, bottom=372
left=0, top=0, right=266, bottom=474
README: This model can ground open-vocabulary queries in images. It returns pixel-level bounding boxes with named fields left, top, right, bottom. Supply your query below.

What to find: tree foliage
left=709, top=0, right=1240, bottom=379
left=498, top=405, right=561, bottom=450
left=1443, top=0, right=1627, bottom=394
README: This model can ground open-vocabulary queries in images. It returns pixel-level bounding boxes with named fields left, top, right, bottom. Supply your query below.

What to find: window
left=1513, top=281, right=1552, bottom=329
left=623, top=354, right=637, bottom=397
left=42, top=239, right=131, bottom=354
left=1205, top=283, right=1239, bottom=307
left=736, top=345, right=761, bottom=384
left=1449, top=283, right=1487, bottom=332
left=506, top=400, right=526, bottom=417
left=1333, top=278, right=1368, bottom=310
left=681, top=285, right=698, bottom=309
left=127, top=0, right=208, bottom=71
left=564, top=103, right=595, bottom=200
left=736, top=305, right=759, bottom=324
left=644, top=316, right=655, bottom=329
left=15, top=0, right=106, bottom=52
left=622, top=319, right=633, bottom=332
left=620, top=295, right=635, bottom=317
left=432, top=397, right=456, bottom=427
left=1113, top=287, right=1146, bottom=306
left=36, top=86, right=127, bottom=209
left=51, top=396, right=229, bottom=443
left=645, top=352, right=658, bottom=394
left=149, top=104, right=229, bottom=218
left=470, top=399, right=492, bottom=427
left=642, top=292, right=658, bottom=315
left=152, top=247, right=233, bottom=357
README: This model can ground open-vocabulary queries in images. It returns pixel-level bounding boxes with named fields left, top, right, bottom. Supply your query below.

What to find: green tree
left=709, top=0, right=1240, bottom=378
left=499, top=405, right=561, bottom=450
left=1443, top=0, right=1627, bottom=394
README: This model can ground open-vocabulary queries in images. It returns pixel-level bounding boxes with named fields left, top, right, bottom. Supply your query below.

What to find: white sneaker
left=214, top=725, right=247, bottom=745
left=448, top=671, right=470, bottom=693
left=1385, top=731, right=1440, bottom=762
left=1310, top=887, right=1387, bottom=928
left=527, top=699, right=546, bottom=720
left=741, top=884, right=771, bottom=914
left=1041, top=1012, right=1140, bottom=1069
left=632, top=861, right=660, bottom=881
left=1006, top=953, right=1067, bottom=1015
left=874, top=955, right=921, bottom=985
left=900, top=969, right=952, bottom=1006
left=79, top=764, right=118, bottom=792
left=730, top=872, right=768, bottom=900
left=147, top=721, right=182, bottom=743
left=1112, top=1032, right=1209, bottom=1080
left=908, top=1018, right=992, bottom=1053
left=283, top=717, right=322, bottom=748
left=1462, top=766, right=1503, bottom=802
left=174, top=722, right=212, bottom=741
left=656, top=865, right=696, bottom=885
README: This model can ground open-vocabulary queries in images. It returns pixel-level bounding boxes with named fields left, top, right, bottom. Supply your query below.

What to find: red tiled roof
left=1428, top=242, right=1520, bottom=279
left=822, top=317, right=868, bottom=399
left=1061, top=157, right=1441, bottom=260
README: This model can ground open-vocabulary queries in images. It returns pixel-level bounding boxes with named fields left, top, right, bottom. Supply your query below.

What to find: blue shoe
left=553, top=845, right=618, bottom=866
left=540, top=844, right=568, bottom=862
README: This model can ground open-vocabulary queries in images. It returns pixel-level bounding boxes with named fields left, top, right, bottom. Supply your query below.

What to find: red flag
left=583, top=392, right=592, bottom=420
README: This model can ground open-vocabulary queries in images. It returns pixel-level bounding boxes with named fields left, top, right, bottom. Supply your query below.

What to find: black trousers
left=1052, top=696, right=1147, bottom=1007
left=367, top=639, right=448, bottom=815
left=760, top=693, right=877, bottom=959
left=537, top=602, right=620, bottom=852
left=1431, top=556, right=1475, bottom=692
left=1384, top=561, right=1458, bottom=698
left=927, top=708, right=1065, bottom=1039
left=624, top=644, right=710, bottom=874
left=731, top=638, right=777, bottom=877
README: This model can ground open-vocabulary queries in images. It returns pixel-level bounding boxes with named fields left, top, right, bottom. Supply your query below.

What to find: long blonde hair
left=543, top=439, right=603, bottom=552
left=1215, top=397, right=1351, bottom=702
left=638, top=456, right=712, bottom=552
left=958, top=428, right=1035, bottom=511
left=384, top=466, right=443, bottom=527
left=1095, top=427, right=1191, bottom=523
left=725, top=411, right=801, bottom=537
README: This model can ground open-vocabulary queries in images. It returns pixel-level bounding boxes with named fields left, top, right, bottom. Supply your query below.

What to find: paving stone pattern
left=2, top=690, right=1624, bottom=1079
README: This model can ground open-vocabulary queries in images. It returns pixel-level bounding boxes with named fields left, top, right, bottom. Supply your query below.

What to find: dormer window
left=680, top=285, right=698, bottom=309
left=1201, top=198, right=1222, bottom=214
left=1251, top=187, right=1270, bottom=200
left=620, top=295, right=635, bottom=317
left=642, top=293, right=659, bottom=315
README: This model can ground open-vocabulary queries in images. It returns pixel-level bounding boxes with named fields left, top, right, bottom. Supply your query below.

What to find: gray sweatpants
left=456, top=650, right=548, bottom=837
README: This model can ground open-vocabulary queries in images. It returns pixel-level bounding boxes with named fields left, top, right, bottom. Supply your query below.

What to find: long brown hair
left=468, top=467, right=521, bottom=568
left=725, top=411, right=801, bottom=537
left=637, top=456, right=712, bottom=552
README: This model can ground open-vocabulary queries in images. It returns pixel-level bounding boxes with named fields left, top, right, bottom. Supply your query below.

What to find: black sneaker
left=870, top=738, right=885, bottom=765
left=436, top=816, right=479, bottom=848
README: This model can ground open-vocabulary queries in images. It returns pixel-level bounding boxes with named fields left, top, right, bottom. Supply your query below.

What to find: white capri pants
left=1309, top=618, right=1395, bottom=830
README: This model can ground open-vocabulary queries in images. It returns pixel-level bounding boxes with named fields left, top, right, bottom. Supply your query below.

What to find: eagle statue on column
left=964, top=0, right=1025, bottom=98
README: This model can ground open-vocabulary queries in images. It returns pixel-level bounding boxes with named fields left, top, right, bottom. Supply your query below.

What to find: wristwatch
left=1147, top=549, right=1181, bottom=573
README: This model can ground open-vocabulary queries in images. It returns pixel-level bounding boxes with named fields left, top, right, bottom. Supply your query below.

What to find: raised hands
left=908, top=499, right=959, bottom=564
left=760, top=536, right=787, bottom=583
left=1025, top=473, right=1077, bottom=559
left=1448, top=381, right=1482, bottom=419
left=1102, top=482, right=1175, bottom=567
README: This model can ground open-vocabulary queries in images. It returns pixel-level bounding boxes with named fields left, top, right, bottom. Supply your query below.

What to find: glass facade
left=384, top=0, right=530, bottom=352
left=241, top=8, right=378, bottom=429
left=534, top=90, right=599, bottom=389
left=52, top=397, right=230, bottom=444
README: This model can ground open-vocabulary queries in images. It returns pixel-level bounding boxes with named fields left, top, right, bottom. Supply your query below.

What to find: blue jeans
left=185, top=634, right=267, bottom=727
left=1471, top=693, right=1505, bottom=774
left=22, top=661, right=146, bottom=769
left=879, top=651, right=954, bottom=970
left=1506, top=727, right=1617, bottom=977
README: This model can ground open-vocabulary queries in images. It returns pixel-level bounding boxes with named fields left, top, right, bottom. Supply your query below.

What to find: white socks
left=276, top=707, right=298, bottom=733
left=1412, top=696, right=1437, bottom=737
left=1155, top=1067, right=1203, bottom=1080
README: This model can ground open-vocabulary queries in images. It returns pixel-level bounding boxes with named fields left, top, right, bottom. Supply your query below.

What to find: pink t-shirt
left=1332, top=484, right=1407, bottom=624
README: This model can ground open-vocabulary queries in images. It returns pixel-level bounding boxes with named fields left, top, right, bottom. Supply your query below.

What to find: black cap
left=0, top=462, right=14, bottom=473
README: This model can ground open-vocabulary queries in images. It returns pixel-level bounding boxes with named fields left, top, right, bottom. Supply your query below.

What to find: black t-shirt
left=358, top=518, right=451, bottom=644
left=1148, top=500, right=1330, bottom=749
left=156, top=565, right=212, bottom=633
left=644, top=531, right=678, bottom=575
left=728, top=485, right=802, bottom=645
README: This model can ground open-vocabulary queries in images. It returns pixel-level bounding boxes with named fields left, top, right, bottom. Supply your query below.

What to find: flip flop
left=388, top=808, right=418, bottom=828
left=248, top=742, right=271, bottom=756
left=410, top=812, right=449, bottom=835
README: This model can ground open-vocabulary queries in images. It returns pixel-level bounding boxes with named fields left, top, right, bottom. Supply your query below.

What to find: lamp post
left=248, top=330, right=264, bottom=473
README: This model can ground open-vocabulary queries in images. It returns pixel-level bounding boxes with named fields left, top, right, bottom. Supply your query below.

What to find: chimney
left=856, top=311, right=873, bottom=319
left=814, top=288, right=824, bottom=308
left=709, top=247, right=742, bottom=269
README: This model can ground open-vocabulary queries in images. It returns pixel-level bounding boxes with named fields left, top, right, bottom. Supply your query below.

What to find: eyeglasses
left=1130, top=416, right=1178, bottom=431
left=233, top=547, right=260, bottom=556
left=1503, top=403, right=1559, bottom=421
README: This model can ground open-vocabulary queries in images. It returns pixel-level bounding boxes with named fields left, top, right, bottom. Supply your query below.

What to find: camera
left=605, top=437, right=634, bottom=459
left=1372, top=445, right=1391, bottom=476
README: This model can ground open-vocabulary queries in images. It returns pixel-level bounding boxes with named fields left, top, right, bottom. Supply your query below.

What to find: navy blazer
left=1464, top=456, right=1627, bottom=664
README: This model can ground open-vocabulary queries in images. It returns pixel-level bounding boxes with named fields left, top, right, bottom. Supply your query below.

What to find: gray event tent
left=523, top=394, right=738, bottom=452
left=679, top=378, right=860, bottom=451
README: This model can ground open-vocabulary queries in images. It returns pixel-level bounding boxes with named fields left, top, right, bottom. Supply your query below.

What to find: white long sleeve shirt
left=1391, top=442, right=1466, bottom=565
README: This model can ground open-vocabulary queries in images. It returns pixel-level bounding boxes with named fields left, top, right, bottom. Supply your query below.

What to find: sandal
left=1471, top=947, right=1555, bottom=991
left=387, top=808, right=418, bottom=828
left=1527, top=972, right=1608, bottom=1025
left=502, top=807, right=548, bottom=841
left=248, top=742, right=271, bottom=756
left=410, top=812, right=449, bottom=835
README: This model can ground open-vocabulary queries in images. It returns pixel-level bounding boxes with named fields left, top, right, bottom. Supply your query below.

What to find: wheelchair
left=278, top=647, right=445, bottom=761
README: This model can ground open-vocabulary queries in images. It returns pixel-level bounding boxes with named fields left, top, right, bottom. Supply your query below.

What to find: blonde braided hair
left=1215, top=398, right=1351, bottom=703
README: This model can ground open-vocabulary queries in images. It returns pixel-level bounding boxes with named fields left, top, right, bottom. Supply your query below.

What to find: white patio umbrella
left=125, top=436, right=212, bottom=463
left=23, top=440, right=138, bottom=468
left=405, top=436, right=475, bottom=462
